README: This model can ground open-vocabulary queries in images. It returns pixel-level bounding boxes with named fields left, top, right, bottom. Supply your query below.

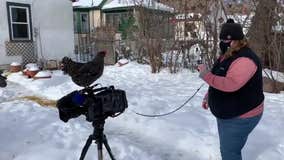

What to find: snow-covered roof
left=72, top=0, right=173, bottom=12
left=176, top=13, right=202, bottom=20
left=102, top=0, right=174, bottom=12
left=72, top=0, right=104, bottom=7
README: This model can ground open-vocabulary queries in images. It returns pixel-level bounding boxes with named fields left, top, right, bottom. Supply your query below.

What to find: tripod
left=79, top=118, right=116, bottom=160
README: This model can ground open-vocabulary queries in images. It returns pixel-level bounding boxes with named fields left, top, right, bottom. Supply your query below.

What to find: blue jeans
left=217, top=114, right=262, bottom=160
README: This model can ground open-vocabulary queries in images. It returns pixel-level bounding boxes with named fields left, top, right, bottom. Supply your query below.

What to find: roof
left=176, top=13, right=202, bottom=20
left=72, top=0, right=105, bottom=8
left=102, top=0, right=173, bottom=12
left=73, top=0, right=173, bottom=12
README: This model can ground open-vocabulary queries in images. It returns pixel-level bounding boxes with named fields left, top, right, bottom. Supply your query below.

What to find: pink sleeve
left=203, top=57, right=257, bottom=92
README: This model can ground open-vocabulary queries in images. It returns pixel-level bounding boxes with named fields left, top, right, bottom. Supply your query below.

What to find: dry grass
left=19, top=96, right=57, bottom=107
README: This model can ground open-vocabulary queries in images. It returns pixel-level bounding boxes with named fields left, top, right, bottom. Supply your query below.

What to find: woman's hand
left=197, top=64, right=210, bottom=79
left=202, top=100, right=209, bottom=110
left=197, top=64, right=207, bottom=72
left=202, top=92, right=209, bottom=110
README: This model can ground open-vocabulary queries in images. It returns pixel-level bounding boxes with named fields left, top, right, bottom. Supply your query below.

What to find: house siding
left=90, top=10, right=102, bottom=29
left=0, top=0, right=75, bottom=65
left=0, top=0, right=21, bottom=65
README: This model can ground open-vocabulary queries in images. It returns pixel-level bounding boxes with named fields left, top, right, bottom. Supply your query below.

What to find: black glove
left=0, top=75, right=7, bottom=88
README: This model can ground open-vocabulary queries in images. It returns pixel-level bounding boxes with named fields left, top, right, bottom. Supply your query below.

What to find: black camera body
left=57, top=86, right=128, bottom=123
left=0, top=71, right=7, bottom=88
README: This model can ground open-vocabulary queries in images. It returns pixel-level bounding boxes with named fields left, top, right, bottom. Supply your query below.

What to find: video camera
left=57, top=85, right=128, bottom=123
left=0, top=71, right=7, bottom=88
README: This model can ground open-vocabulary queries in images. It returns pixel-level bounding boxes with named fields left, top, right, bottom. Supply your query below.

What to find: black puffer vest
left=208, top=47, right=264, bottom=119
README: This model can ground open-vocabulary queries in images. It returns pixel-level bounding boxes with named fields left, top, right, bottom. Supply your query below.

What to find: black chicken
left=61, top=51, right=106, bottom=87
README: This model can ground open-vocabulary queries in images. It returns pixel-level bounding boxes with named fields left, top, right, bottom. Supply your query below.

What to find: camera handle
left=79, top=119, right=116, bottom=160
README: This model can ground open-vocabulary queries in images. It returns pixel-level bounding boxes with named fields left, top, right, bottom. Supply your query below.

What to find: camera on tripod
left=56, top=85, right=128, bottom=160
left=58, top=54, right=128, bottom=160
left=57, top=85, right=128, bottom=123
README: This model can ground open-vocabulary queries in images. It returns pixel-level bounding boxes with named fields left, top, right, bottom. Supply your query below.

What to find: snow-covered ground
left=0, top=62, right=284, bottom=160
left=263, top=68, right=284, bottom=83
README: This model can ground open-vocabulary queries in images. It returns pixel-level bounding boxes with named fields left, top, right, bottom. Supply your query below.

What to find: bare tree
left=152, top=0, right=220, bottom=72
left=120, top=0, right=283, bottom=83
left=248, top=0, right=284, bottom=92
left=133, top=0, right=174, bottom=73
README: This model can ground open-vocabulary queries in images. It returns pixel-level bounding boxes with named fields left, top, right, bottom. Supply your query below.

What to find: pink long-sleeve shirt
left=203, top=57, right=264, bottom=118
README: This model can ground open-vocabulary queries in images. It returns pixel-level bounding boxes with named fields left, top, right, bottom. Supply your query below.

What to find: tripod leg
left=97, top=138, right=103, bottom=160
left=103, top=135, right=116, bottom=160
left=79, top=135, right=94, bottom=160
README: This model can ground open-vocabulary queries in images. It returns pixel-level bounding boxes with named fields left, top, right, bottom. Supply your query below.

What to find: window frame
left=6, top=2, right=33, bottom=42
left=79, top=12, right=90, bottom=33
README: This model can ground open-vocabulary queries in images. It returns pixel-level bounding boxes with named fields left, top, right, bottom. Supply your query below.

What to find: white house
left=0, top=0, right=75, bottom=67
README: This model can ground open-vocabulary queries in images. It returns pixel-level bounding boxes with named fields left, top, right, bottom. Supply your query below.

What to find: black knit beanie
left=219, top=19, right=244, bottom=40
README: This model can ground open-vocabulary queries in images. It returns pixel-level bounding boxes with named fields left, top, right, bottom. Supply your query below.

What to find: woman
left=198, top=20, right=264, bottom=160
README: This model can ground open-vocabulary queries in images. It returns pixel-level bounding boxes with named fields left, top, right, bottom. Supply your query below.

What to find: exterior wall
left=132, top=8, right=174, bottom=39
left=74, top=9, right=101, bottom=57
left=0, top=0, right=21, bottom=65
left=74, top=9, right=101, bottom=34
left=102, top=12, right=106, bottom=26
left=0, top=0, right=74, bottom=65
left=90, top=10, right=102, bottom=30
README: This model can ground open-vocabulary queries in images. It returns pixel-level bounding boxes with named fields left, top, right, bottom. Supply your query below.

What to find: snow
left=24, top=63, right=40, bottom=71
left=72, top=0, right=174, bottom=11
left=117, top=59, right=129, bottom=64
left=102, top=0, right=174, bottom=12
left=176, top=13, right=202, bottom=20
left=25, top=63, right=38, bottom=69
left=1, top=62, right=284, bottom=160
left=116, top=59, right=129, bottom=67
left=72, top=0, right=104, bottom=7
left=10, top=62, right=21, bottom=66
left=34, top=71, right=52, bottom=78
left=28, top=66, right=40, bottom=72
left=263, top=69, right=284, bottom=83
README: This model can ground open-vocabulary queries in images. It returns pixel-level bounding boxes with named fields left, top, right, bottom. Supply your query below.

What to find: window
left=73, top=12, right=90, bottom=33
left=80, top=13, right=89, bottom=33
left=106, top=12, right=132, bottom=29
left=73, top=12, right=78, bottom=33
left=106, top=14, right=113, bottom=27
left=7, top=2, right=32, bottom=41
